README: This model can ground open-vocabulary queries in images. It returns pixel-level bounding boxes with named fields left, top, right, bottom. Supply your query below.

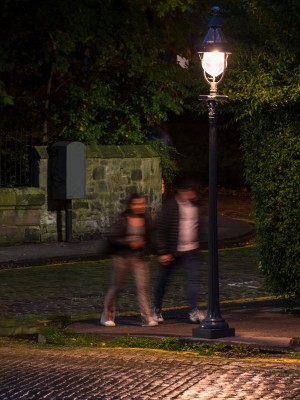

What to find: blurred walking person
left=153, top=178, right=206, bottom=324
left=101, top=194, right=158, bottom=327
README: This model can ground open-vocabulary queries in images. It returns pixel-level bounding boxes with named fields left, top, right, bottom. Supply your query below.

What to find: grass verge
left=4, top=325, right=295, bottom=361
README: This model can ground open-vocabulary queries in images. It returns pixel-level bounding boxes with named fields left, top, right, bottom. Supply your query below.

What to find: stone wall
left=0, top=187, right=45, bottom=245
left=0, top=145, right=162, bottom=245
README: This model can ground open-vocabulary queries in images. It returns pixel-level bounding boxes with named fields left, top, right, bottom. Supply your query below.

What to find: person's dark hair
left=173, top=176, right=198, bottom=191
left=125, top=193, right=145, bottom=213
left=128, top=193, right=144, bottom=202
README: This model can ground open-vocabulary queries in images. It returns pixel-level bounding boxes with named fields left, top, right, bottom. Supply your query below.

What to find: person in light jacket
left=101, top=193, right=158, bottom=327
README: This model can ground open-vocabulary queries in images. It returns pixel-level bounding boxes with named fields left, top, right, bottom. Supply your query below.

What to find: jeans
left=154, top=249, right=200, bottom=311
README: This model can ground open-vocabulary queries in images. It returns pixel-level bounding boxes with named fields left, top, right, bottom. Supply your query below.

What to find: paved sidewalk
left=67, top=300, right=300, bottom=353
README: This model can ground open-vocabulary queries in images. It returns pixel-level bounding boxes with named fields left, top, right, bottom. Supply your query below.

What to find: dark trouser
left=154, top=250, right=200, bottom=311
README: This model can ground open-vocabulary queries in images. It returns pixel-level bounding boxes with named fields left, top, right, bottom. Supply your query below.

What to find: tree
left=0, top=0, right=203, bottom=145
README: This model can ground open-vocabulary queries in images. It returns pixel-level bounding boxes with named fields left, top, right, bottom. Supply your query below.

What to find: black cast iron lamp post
left=192, top=6, right=235, bottom=339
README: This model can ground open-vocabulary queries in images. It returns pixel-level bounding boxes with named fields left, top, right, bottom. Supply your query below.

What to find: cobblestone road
left=0, top=343, right=299, bottom=400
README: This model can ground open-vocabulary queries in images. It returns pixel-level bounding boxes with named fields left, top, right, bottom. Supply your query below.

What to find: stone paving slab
left=67, top=303, right=300, bottom=352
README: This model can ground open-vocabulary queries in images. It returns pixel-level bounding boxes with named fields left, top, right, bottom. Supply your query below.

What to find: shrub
left=242, top=118, right=300, bottom=307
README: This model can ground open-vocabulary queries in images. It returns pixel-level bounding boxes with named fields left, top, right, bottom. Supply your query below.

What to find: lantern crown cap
left=209, top=6, right=222, bottom=27
left=200, top=5, right=228, bottom=53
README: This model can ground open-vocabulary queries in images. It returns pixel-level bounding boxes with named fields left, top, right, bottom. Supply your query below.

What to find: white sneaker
left=198, top=310, right=206, bottom=321
left=189, top=308, right=206, bottom=323
left=142, top=318, right=159, bottom=327
left=100, top=314, right=116, bottom=327
left=152, top=308, right=164, bottom=323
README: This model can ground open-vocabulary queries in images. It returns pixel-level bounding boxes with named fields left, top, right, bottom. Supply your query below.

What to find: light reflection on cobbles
left=0, top=346, right=299, bottom=399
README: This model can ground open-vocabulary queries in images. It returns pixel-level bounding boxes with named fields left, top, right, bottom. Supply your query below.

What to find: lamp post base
left=192, top=327, right=235, bottom=339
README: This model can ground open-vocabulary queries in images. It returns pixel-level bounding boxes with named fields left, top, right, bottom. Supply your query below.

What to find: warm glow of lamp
left=201, top=51, right=225, bottom=78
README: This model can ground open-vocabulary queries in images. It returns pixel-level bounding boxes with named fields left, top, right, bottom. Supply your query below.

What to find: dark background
left=168, top=112, right=244, bottom=188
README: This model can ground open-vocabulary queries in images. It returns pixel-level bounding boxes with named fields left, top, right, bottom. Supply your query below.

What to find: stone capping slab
left=86, top=144, right=158, bottom=158
left=0, top=187, right=45, bottom=206
left=34, top=144, right=158, bottom=159
left=34, top=146, right=49, bottom=159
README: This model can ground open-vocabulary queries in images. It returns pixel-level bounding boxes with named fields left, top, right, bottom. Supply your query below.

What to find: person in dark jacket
left=101, top=194, right=158, bottom=327
left=153, top=178, right=206, bottom=323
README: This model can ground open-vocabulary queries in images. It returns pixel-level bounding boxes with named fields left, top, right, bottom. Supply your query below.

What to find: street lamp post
left=192, top=6, right=235, bottom=339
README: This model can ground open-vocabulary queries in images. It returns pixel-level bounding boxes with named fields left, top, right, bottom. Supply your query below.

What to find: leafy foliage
left=0, top=0, right=203, bottom=145
left=221, top=0, right=300, bottom=304
left=243, top=119, right=300, bottom=307
left=147, top=140, right=179, bottom=184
